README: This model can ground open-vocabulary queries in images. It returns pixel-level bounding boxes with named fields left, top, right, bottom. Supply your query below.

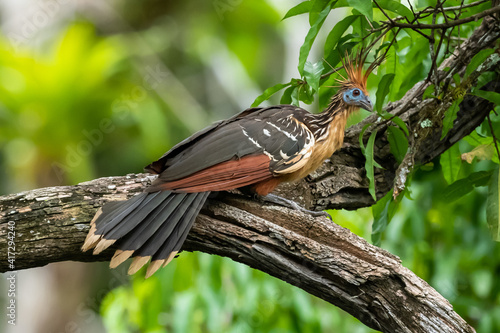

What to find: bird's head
left=335, top=51, right=375, bottom=112
left=341, top=86, right=372, bottom=112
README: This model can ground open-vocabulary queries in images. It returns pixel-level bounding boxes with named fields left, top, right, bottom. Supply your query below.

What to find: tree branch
left=382, top=5, right=500, bottom=30
left=0, top=174, right=476, bottom=333
left=1, top=15, right=500, bottom=333
left=387, top=0, right=489, bottom=25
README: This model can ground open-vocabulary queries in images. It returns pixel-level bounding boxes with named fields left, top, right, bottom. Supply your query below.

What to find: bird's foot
left=258, top=193, right=331, bottom=219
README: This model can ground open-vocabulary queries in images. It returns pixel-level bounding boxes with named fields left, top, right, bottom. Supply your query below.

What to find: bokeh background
left=1, top=1, right=499, bottom=332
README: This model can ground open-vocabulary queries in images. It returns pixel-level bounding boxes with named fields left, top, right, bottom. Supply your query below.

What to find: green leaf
left=365, top=130, right=378, bottom=201
left=442, top=170, right=494, bottom=202
left=303, top=61, right=324, bottom=92
left=423, top=84, right=435, bottom=99
left=371, top=190, right=398, bottom=245
left=441, top=99, right=462, bottom=139
left=386, top=43, right=397, bottom=75
left=375, top=73, right=395, bottom=113
left=291, top=86, right=300, bottom=106
left=476, top=71, right=497, bottom=90
left=378, top=109, right=409, bottom=136
left=298, top=83, right=315, bottom=104
left=347, top=0, right=372, bottom=20
left=281, top=86, right=293, bottom=104
left=283, top=1, right=312, bottom=20
left=441, top=144, right=461, bottom=184
left=465, top=49, right=494, bottom=79
left=359, top=123, right=372, bottom=153
left=390, top=115, right=409, bottom=136
left=397, top=36, right=412, bottom=50
left=298, top=5, right=331, bottom=76
left=252, top=82, right=292, bottom=107
left=359, top=124, right=383, bottom=169
left=372, top=190, right=397, bottom=233
left=471, top=90, right=500, bottom=106
left=375, top=0, right=414, bottom=20
left=487, top=167, right=500, bottom=241
left=387, top=126, right=408, bottom=163
left=309, top=0, right=332, bottom=25
left=323, top=15, right=359, bottom=58
left=350, top=10, right=368, bottom=39
left=465, top=130, right=492, bottom=146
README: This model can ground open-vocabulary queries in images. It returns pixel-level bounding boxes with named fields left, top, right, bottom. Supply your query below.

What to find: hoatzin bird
left=82, top=53, right=375, bottom=278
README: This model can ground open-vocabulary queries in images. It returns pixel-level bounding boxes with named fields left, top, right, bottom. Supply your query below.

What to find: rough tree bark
left=1, top=16, right=499, bottom=333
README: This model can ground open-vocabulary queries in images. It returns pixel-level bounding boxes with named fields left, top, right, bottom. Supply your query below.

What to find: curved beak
left=358, top=95, right=373, bottom=112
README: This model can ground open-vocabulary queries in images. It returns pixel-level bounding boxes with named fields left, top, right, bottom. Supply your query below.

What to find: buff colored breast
left=281, top=112, right=349, bottom=182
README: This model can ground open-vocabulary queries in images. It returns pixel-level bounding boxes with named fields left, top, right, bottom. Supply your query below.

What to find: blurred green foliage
left=101, top=251, right=375, bottom=333
left=1, top=0, right=500, bottom=332
left=0, top=23, right=127, bottom=188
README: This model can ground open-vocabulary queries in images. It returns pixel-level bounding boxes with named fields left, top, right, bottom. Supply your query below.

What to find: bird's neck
left=307, top=93, right=356, bottom=141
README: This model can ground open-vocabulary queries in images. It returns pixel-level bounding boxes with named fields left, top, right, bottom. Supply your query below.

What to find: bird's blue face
left=343, top=88, right=373, bottom=112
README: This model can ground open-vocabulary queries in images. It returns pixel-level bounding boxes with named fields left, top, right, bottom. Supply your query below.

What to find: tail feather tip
left=162, top=251, right=179, bottom=268
left=81, top=234, right=100, bottom=252
left=110, top=250, right=134, bottom=269
left=128, top=256, right=151, bottom=275
left=93, top=238, right=116, bottom=255
left=145, top=259, right=165, bottom=279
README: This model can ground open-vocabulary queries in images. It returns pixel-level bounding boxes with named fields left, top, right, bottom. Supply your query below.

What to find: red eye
left=353, top=89, right=360, bottom=96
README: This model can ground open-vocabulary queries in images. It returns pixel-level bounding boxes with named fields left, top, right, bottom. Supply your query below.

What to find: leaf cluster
left=252, top=0, right=500, bottom=245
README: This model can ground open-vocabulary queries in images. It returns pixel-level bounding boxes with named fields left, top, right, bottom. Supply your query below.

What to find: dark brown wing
left=146, top=105, right=316, bottom=193
left=145, top=107, right=264, bottom=174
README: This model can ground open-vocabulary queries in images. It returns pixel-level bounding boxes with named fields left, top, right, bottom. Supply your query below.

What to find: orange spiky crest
left=336, top=49, right=376, bottom=94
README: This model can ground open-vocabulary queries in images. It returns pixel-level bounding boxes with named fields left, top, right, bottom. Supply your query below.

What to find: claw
left=309, top=210, right=332, bottom=220
left=258, top=193, right=330, bottom=219
left=317, top=210, right=332, bottom=220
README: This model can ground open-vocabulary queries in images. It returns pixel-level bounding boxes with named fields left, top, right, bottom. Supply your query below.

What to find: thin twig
left=438, top=0, right=450, bottom=25
left=375, top=28, right=401, bottom=69
left=427, top=4, right=438, bottom=83
left=365, top=15, right=375, bottom=30
left=444, top=26, right=456, bottom=64
left=383, top=6, right=500, bottom=30
left=487, top=113, right=500, bottom=161
left=453, top=0, right=467, bottom=67
left=406, top=0, right=418, bottom=24
left=373, top=0, right=395, bottom=24
left=429, top=28, right=447, bottom=92
left=391, top=0, right=489, bottom=23
left=436, top=0, right=488, bottom=12
left=320, top=66, right=344, bottom=80
left=374, top=0, right=434, bottom=40
left=407, top=26, right=434, bottom=41
left=366, top=25, right=393, bottom=50
left=443, top=1, right=460, bottom=55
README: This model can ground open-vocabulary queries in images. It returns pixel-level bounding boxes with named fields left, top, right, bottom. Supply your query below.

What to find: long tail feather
left=82, top=190, right=209, bottom=277
left=155, top=192, right=210, bottom=259
left=133, top=193, right=198, bottom=257
left=144, top=192, right=210, bottom=278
